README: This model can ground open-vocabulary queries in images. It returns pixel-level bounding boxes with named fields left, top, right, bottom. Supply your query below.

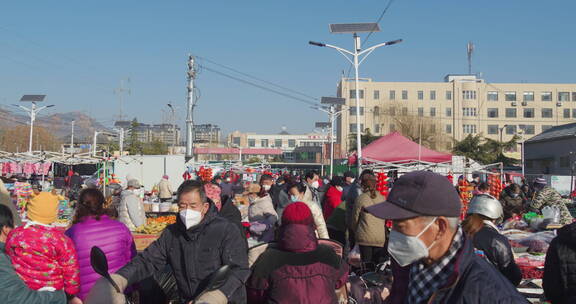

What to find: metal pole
left=119, top=128, right=124, bottom=155
left=185, top=55, right=196, bottom=161
left=521, top=139, right=525, bottom=176
left=330, top=105, right=335, bottom=178
left=353, top=34, right=362, bottom=172
left=93, top=131, right=98, bottom=157
left=70, top=120, right=75, bottom=155
left=28, top=102, right=36, bottom=154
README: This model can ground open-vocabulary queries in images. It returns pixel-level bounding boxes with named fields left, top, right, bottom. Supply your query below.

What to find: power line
left=199, top=64, right=320, bottom=107
left=196, top=55, right=319, bottom=101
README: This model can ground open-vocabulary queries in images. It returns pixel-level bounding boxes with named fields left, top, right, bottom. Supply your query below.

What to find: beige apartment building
left=336, top=75, right=576, bottom=154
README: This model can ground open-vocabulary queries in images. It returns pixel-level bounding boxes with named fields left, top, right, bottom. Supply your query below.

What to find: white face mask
left=311, top=181, right=320, bottom=189
left=336, top=186, right=343, bottom=192
left=350, top=178, right=355, bottom=184
left=290, top=195, right=299, bottom=202
left=179, top=209, right=203, bottom=229
left=388, top=217, right=438, bottom=267
left=262, top=184, right=271, bottom=191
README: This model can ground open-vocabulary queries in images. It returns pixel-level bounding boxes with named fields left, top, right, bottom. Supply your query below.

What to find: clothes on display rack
left=0, top=162, right=52, bottom=176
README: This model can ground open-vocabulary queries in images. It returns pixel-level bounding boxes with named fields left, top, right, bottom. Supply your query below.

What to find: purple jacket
left=247, top=224, right=348, bottom=304
left=65, top=215, right=136, bottom=300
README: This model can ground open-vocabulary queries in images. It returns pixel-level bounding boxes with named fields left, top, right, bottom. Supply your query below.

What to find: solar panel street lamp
left=15, top=95, right=54, bottom=154
left=309, top=23, right=402, bottom=171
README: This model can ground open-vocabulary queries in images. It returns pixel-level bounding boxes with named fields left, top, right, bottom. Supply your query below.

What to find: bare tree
left=0, top=125, right=63, bottom=152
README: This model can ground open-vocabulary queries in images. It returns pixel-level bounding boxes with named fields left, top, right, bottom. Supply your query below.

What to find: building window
left=430, top=91, right=436, bottom=100
left=462, top=90, right=477, bottom=100
left=542, top=125, right=553, bottom=132
left=505, top=91, right=517, bottom=101
left=523, top=91, right=534, bottom=102
left=506, top=125, right=517, bottom=135
left=523, top=108, right=535, bottom=118
left=248, top=139, right=255, bottom=147
left=487, top=91, right=499, bottom=101
left=487, top=125, right=499, bottom=135
left=463, top=124, right=477, bottom=134
left=349, top=124, right=364, bottom=133
left=418, top=90, right=424, bottom=100
left=560, top=156, right=570, bottom=168
left=573, top=109, right=576, bottom=118
left=402, top=107, right=408, bottom=116
left=487, top=108, right=499, bottom=118
left=519, top=124, right=535, bottom=135
left=418, top=107, right=424, bottom=117
left=572, top=92, right=576, bottom=102
left=541, top=92, right=552, bottom=101
left=564, top=108, right=571, bottom=118
left=446, top=91, right=452, bottom=100
left=275, top=139, right=282, bottom=148
left=288, top=139, right=296, bottom=147
left=373, top=90, right=380, bottom=100
left=389, top=107, right=396, bottom=116
left=390, top=124, right=396, bottom=132
left=349, top=89, right=364, bottom=99
left=389, top=90, right=396, bottom=100
left=559, top=92, right=570, bottom=102
left=430, top=107, right=436, bottom=117
left=446, top=107, right=452, bottom=117
left=463, top=107, right=477, bottom=117
left=232, top=137, right=241, bottom=146
left=374, top=124, right=380, bottom=133
left=445, top=124, right=452, bottom=134
left=349, top=107, right=364, bottom=116
left=261, top=139, right=269, bottom=147
left=541, top=108, right=553, bottom=118
left=505, top=108, right=517, bottom=118
left=402, top=90, right=408, bottom=100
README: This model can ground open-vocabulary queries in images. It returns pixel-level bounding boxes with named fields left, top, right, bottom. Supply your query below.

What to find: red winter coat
left=5, top=224, right=80, bottom=295
left=65, top=215, right=136, bottom=300
left=247, top=224, right=348, bottom=304
left=323, top=186, right=343, bottom=220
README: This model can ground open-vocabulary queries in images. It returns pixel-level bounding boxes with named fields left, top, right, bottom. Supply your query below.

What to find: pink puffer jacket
left=65, top=215, right=136, bottom=300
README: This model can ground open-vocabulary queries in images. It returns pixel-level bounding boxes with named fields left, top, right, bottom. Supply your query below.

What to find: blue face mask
left=290, top=195, right=299, bottom=202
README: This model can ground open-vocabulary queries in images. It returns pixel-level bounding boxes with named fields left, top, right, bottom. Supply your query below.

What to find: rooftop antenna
left=114, top=78, right=131, bottom=121
left=467, top=41, right=474, bottom=75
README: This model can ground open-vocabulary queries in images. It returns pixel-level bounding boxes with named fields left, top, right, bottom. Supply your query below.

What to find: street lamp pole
left=499, top=124, right=509, bottom=155
left=310, top=31, right=401, bottom=172
left=315, top=105, right=346, bottom=178
left=15, top=101, right=54, bottom=154
left=167, top=103, right=177, bottom=154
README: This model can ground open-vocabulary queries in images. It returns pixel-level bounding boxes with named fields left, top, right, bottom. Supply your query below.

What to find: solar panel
left=20, top=95, right=46, bottom=102
left=329, top=23, right=380, bottom=34
left=321, top=97, right=346, bottom=105
left=315, top=122, right=330, bottom=128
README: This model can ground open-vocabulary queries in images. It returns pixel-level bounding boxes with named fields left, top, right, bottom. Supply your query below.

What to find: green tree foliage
left=452, top=134, right=520, bottom=166
left=128, top=118, right=143, bottom=155
left=142, top=138, right=168, bottom=155
left=348, top=128, right=380, bottom=152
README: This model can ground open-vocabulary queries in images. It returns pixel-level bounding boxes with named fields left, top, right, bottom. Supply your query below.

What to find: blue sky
left=1, top=1, right=575, bottom=136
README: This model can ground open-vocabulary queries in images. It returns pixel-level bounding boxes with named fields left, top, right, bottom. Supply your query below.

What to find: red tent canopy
left=349, top=132, right=452, bottom=164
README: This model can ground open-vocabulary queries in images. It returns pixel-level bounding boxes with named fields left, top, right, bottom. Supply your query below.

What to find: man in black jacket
left=367, top=171, right=527, bottom=303
left=544, top=222, right=576, bottom=304
left=87, top=180, right=249, bottom=304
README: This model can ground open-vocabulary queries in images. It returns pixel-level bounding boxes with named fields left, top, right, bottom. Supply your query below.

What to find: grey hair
left=422, top=216, right=460, bottom=231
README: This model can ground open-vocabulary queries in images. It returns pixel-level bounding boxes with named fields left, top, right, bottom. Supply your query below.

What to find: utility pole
left=114, top=78, right=131, bottom=121
left=70, top=120, right=75, bottom=155
left=92, top=131, right=99, bottom=157
left=119, top=128, right=124, bottom=155
left=185, top=55, right=196, bottom=162
left=167, top=102, right=177, bottom=154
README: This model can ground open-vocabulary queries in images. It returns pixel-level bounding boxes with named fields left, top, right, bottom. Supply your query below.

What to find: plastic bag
left=348, top=244, right=362, bottom=268
left=542, top=206, right=560, bottom=223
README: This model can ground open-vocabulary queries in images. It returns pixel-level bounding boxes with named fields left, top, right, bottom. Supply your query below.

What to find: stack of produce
left=147, top=215, right=177, bottom=225
left=488, top=174, right=503, bottom=199
left=135, top=215, right=177, bottom=234
left=376, top=172, right=389, bottom=197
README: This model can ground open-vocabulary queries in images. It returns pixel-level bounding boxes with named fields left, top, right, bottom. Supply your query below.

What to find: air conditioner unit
left=521, top=101, right=528, bottom=106
left=557, top=102, right=563, bottom=107
left=511, top=102, right=517, bottom=106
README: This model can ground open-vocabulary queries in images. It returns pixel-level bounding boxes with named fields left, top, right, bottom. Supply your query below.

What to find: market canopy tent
left=348, top=131, right=453, bottom=164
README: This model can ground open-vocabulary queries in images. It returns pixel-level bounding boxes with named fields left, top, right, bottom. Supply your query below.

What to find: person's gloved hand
left=84, top=274, right=128, bottom=304
left=249, top=222, right=267, bottom=235
left=192, top=289, right=227, bottom=304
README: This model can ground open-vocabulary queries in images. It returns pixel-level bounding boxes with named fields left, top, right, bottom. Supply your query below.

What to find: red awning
left=349, top=132, right=452, bottom=164
left=194, top=147, right=283, bottom=155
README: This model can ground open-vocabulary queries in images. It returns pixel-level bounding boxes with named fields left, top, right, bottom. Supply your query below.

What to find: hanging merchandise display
left=488, top=173, right=503, bottom=199
left=196, top=166, right=213, bottom=183
left=376, top=172, right=389, bottom=197
left=458, top=178, right=473, bottom=220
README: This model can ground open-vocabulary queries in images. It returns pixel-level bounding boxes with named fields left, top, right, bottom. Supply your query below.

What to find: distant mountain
left=0, top=109, right=109, bottom=141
